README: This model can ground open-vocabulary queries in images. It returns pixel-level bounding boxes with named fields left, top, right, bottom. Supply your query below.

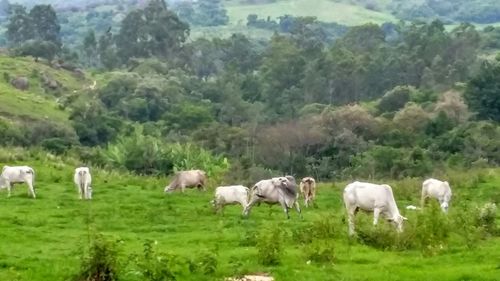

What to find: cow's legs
left=421, top=190, right=427, bottom=208
left=181, top=184, right=186, bottom=193
left=27, top=182, right=36, bottom=199
left=6, top=182, right=11, bottom=198
left=84, top=184, right=89, bottom=199
left=295, top=201, right=302, bottom=219
left=240, top=203, right=247, bottom=216
left=243, top=196, right=260, bottom=217
left=78, top=185, right=84, bottom=199
left=373, top=208, right=381, bottom=226
left=346, top=206, right=357, bottom=236
left=279, top=200, right=290, bottom=219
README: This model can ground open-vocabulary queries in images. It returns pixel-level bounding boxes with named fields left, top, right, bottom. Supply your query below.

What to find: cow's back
left=252, top=179, right=279, bottom=201
left=344, top=181, right=394, bottom=211
left=74, top=167, right=91, bottom=185
left=423, top=178, right=450, bottom=198
left=215, top=185, right=248, bottom=204
left=2, top=166, right=34, bottom=182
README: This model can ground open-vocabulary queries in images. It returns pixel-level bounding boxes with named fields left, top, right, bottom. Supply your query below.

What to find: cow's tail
left=79, top=170, right=86, bottom=190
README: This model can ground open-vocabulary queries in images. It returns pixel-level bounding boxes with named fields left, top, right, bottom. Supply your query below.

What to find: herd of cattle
left=0, top=166, right=453, bottom=234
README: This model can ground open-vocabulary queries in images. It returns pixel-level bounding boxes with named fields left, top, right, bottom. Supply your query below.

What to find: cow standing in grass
left=421, top=178, right=452, bottom=213
left=0, top=165, right=36, bottom=198
left=343, top=181, right=407, bottom=235
left=74, top=167, right=92, bottom=200
left=299, top=177, right=316, bottom=207
left=164, top=169, right=207, bottom=193
left=212, top=185, right=249, bottom=215
left=243, top=176, right=301, bottom=219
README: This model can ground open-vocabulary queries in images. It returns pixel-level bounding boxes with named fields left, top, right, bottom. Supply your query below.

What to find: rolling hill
left=0, top=56, right=90, bottom=128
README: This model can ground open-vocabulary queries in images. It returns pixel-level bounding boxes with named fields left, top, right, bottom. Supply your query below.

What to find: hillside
left=0, top=56, right=91, bottom=130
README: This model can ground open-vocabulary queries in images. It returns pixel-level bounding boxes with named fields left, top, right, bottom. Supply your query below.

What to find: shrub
left=239, top=228, right=258, bottom=247
left=304, top=239, right=335, bottom=264
left=256, top=225, right=283, bottom=266
left=193, top=249, right=218, bottom=276
left=134, top=240, right=188, bottom=281
left=292, top=216, right=338, bottom=245
left=41, top=137, right=74, bottom=155
left=451, top=208, right=483, bottom=249
left=101, top=128, right=230, bottom=178
left=357, top=203, right=450, bottom=254
left=377, top=85, right=412, bottom=113
left=412, top=204, right=450, bottom=255
left=357, top=221, right=398, bottom=250
left=393, top=103, right=431, bottom=133
left=73, top=235, right=120, bottom=281
left=133, top=240, right=218, bottom=281
left=475, top=203, right=498, bottom=236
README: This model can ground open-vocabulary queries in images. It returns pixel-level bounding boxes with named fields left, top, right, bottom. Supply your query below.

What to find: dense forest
left=2, top=0, right=500, bottom=184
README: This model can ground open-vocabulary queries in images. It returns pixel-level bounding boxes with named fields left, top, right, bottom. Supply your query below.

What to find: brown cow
left=164, top=169, right=207, bottom=193
left=299, top=177, right=316, bottom=207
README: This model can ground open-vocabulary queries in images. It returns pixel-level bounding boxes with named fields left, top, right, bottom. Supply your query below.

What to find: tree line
left=2, top=0, right=500, bottom=182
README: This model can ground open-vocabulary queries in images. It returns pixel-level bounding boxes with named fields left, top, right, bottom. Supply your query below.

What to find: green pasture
left=224, top=0, right=396, bottom=26
left=0, top=155, right=498, bottom=280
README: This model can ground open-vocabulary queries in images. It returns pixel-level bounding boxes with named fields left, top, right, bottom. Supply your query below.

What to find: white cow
left=343, top=181, right=407, bottom=235
left=74, top=167, right=92, bottom=200
left=299, top=177, right=316, bottom=207
left=243, top=176, right=301, bottom=219
left=421, top=178, right=452, bottom=213
left=212, top=185, right=249, bottom=215
left=0, top=165, right=36, bottom=198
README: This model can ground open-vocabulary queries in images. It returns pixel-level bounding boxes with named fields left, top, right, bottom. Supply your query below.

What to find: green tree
left=70, top=100, right=124, bottom=146
left=98, top=29, right=119, bottom=69
left=259, top=35, right=305, bottom=119
left=16, top=39, right=58, bottom=62
left=29, top=4, right=60, bottom=46
left=116, top=0, right=189, bottom=62
left=193, top=0, right=229, bottom=26
left=377, top=86, right=413, bottom=113
left=464, top=61, right=500, bottom=122
left=82, top=29, right=98, bottom=66
left=6, top=4, right=33, bottom=45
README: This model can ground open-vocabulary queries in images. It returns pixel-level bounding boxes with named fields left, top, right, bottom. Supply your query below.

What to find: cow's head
left=164, top=185, right=174, bottom=193
left=440, top=201, right=449, bottom=213
left=387, top=215, right=407, bottom=232
left=272, top=177, right=289, bottom=188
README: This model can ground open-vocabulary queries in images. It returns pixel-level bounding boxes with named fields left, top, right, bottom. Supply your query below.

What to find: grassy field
left=224, top=0, right=397, bottom=26
left=0, top=152, right=498, bottom=281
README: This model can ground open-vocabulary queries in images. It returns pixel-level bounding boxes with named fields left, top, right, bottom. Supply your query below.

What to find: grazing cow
left=243, top=176, right=301, bottom=219
left=299, top=177, right=316, bottom=207
left=212, top=185, right=249, bottom=215
left=421, top=178, right=452, bottom=213
left=164, top=169, right=207, bottom=193
left=0, top=165, right=36, bottom=198
left=74, top=167, right=92, bottom=200
left=343, top=181, right=407, bottom=235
